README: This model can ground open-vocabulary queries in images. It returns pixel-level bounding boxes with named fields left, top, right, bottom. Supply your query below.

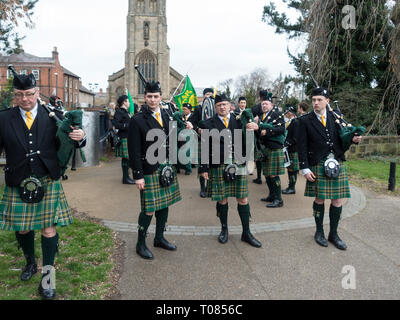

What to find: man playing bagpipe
left=128, top=81, right=193, bottom=260
left=282, top=104, right=300, bottom=195
left=259, top=95, right=286, bottom=208
left=198, top=93, right=262, bottom=248
left=297, top=87, right=363, bottom=250
left=176, top=103, right=194, bottom=175
left=0, top=67, right=86, bottom=300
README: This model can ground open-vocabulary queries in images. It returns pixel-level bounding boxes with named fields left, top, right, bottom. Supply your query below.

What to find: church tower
left=108, top=0, right=183, bottom=105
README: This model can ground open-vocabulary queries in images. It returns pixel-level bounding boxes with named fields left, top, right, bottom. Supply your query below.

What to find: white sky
left=18, top=0, right=303, bottom=93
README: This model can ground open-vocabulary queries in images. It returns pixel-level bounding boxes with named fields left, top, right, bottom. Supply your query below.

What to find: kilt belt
left=0, top=176, right=72, bottom=232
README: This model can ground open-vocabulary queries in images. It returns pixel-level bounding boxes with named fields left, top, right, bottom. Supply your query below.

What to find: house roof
left=0, top=52, right=54, bottom=64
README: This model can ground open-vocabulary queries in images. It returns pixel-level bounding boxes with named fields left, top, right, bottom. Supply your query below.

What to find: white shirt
left=302, top=109, right=328, bottom=176
left=218, top=114, right=230, bottom=127
left=19, top=103, right=38, bottom=122
left=152, top=107, right=163, bottom=126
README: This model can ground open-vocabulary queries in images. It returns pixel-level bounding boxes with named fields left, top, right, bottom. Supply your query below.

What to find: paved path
left=57, top=160, right=400, bottom=299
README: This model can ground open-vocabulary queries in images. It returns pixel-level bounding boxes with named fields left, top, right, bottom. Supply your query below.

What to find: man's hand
left=352, top=135, right=362, bottom=144
left=136, top=179, right=145, bottom=191
left=69, top=127, right=85, bottom=141
left=246, top=122, right=259, bottom=131
left=261, top=130, right=267, bottom=136
left=304, top=171, right=316, bottom=182
left=254, top=116, right=259, bottom=124
left=186, top=121, right=194, bottom=130
left=201, top=172, right=209, bottom=181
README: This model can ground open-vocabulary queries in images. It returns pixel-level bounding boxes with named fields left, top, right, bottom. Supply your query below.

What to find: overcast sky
left=18, top=0, right=303, bottom=93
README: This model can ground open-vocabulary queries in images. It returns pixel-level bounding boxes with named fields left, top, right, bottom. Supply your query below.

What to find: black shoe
left=200, top=191, right=207, bottom=198
left=38, top=278, right=56, bottom=300
left=218, top=227, right=228, bottom=244
left=177, top=169, right=181, bottom=174
left=266, top=200, right=284, bottom=208
left=123, top=177, right=136, bottom=185
left=71, top=167, right=77, bottom=171
left=261, top=196, right=274, bottom=203
left=62, top=175, right=68, bottom=181
left=314, top=231, right=328, bottom=247
left=185, top=171, right=191, bottom=176
left=253, top=178, right=262, bottom=185
left=154, top=237, right=177, bottom=251
left=136, top=243, right=154, bottom=260
left=241, top=232, right=262, bottom=248
left=328, top=234, right=347, bottom=251
left=21, top=264, right=37, bottom=281
left=282, top=188, right=296, bottom=195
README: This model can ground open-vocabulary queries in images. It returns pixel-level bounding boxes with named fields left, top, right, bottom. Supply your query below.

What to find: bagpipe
left=38, top=97, right=86, bottom=175
left=201, top=97, right=215, bottom=121
left=306, top=69, right=366, bottom=152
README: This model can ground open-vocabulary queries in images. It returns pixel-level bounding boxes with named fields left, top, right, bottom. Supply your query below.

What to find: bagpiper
left=198, top=93, right=262, bottom=248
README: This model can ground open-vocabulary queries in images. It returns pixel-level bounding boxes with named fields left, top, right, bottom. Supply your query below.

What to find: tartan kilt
left=115, top=138, right=129, bottom=158
left=288, top=152, right=300, bottom=171
left=207, top=165, right=248, bottom=201
left=0, top=177, right=72, bottom=232
left=262, top=148, right=285, bottom=177
left=305, top=161, right=351, bottom=199
left=140, top=167, right=182, bottom=213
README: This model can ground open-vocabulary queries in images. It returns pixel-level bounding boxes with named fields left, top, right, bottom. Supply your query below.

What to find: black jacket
left=0, top=103, right=66, bottom=186
left=297, top=111, right=346, bottom=170
left=198, top=113, right=248, bottom=174
left=285, top=117, right=300, bottom=154
left=259, top=109, right=286, bottom=150
left=114, top=107, right=131, bottom=139
left=128, top=106, right=172, bottom=180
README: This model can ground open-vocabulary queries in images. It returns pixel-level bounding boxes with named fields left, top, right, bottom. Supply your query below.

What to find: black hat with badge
left=261, top=92, right=273, bottom=102
left=311, top=87, right=330, bottom=98
left=203, top=88, right=214, bottom=96
left=8, top=65, right=36, bottom=90
left=214, top=93, right=229, bottom=105
left=182, top=103, right=192, bottom=110
left=144, top=81, right=162, bottom=94
left=285, top=104, right=298, bottom=115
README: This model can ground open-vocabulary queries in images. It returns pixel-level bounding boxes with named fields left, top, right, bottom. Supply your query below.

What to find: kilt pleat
left=0, top=177, right=72, bottom=232
left=288, top=152, right=300, bottom=171
left=115, top=138, right=129, bottom=158
left=141, top=167, right=182, bottom=213
left=207, top=165, right=248, bottom=201
left=262, top=148, right=285, bottom=176
left=305, top=161, right=351, bottom=199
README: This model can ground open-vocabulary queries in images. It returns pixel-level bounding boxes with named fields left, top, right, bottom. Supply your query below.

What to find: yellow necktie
left=223, top=117, right=229, bottom=128
left=156, top=112, right=163, bottom=128
left=262, top=113, right=267, bottom=122
left=321, top=115, right=326, bottom=127
left=25, top=112, right=34, bottom=130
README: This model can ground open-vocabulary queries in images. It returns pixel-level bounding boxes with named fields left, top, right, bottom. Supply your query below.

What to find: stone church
left=107, top=0, right=184, bottom=106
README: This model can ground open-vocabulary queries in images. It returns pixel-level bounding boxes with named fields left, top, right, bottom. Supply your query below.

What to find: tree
left=0, top=0, right=38, bottom=54
left=0, top=78, right=14, bottom=110
left=263, top=0, right=397, bottom=134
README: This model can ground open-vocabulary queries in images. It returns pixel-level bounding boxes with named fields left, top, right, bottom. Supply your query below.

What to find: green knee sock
left=41, top=233, right=59, bottom=267
left=138, top=212, right=153, bottom=245
left=15, top=231, right=36, bottom=265
left=288, top=171, right=298, bottom=189
left=216, top=202, right=229, bottom=227
left=266, top=177, right=273, bottom=198
left=273, top=176, right=282, bottom=201
left=313, top=202, right=325, bottom=233
left=256, top=161, right=262, bottom=179
left=238, top=203, right=251, bottom=234
left=155, top=208, right=169, bottom=240
left=329, top=205, right=343, bottom=236
left=199, top=177, right=206, bottom=192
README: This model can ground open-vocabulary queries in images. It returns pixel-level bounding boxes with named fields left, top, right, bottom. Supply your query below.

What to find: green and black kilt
left=207, top=165, right=248, bottom=201
left=140, top=167, right=182, bottom=213
left=115, top=138, right=129, bottom=159
left=0, top=177, right=72, bottom=232
left=262, top=148, right=285, bottom=177
left=305, top=160, right=351, bottom=199
left=288, top=152, right=300, bottom=171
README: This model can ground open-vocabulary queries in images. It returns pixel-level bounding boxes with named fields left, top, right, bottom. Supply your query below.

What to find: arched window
left=144, top=21, right=150, bottom=40
left=136, top=50, right=157, bottom=94
left=150, top=0, right=157, bottom=13
left=137, top=0, right=144, bottom=11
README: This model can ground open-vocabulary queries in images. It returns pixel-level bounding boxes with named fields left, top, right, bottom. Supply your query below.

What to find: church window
left=144, top=22, right=150, bottom=40
left=137, top=0, right=144, bottom=11
left=150, top=0, right=157, bottom=13
left=137, top=50, right=157, bottom=95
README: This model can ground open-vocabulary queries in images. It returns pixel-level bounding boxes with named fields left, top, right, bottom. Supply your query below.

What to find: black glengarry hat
left=8, top=65, right=36, bottom=90
left=311, top=87, right=330, bottom=98
left=261, top=92, right=273, bottom=102
left=214, top=93, right=229, bottom=105
left=203, top=88, right=214, bottom=96
left=145, top=81, right=162, bottom=94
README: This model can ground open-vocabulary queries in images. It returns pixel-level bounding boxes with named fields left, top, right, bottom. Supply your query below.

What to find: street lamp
left=54, top=72, right=58, bottom=97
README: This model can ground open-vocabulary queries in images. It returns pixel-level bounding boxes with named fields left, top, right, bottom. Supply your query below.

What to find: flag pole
left=169, top=74, right=187, bottom=103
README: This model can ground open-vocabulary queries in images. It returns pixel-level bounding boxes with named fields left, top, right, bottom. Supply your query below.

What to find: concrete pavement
left=40, top=159, right=400, bottom=299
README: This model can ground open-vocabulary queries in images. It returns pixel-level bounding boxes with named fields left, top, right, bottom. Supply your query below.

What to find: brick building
left=0, top=47, right=81, bottom=109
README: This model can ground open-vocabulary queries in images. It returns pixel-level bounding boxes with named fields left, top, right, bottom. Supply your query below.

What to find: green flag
left=174, top=76, right=199, bottom=113
left=126, top=88, right=135, bottom=115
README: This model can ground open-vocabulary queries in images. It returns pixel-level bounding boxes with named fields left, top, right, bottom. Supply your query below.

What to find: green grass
left=346, top=158, right=400, bottom=196
left=0, top=194, right=117, bottom=300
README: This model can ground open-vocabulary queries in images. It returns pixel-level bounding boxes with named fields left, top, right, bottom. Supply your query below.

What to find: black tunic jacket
left=285, top=117, right=300, bottom=154
left=259, top=109, right=286, bottom=150
left=114, top=107, right=131, bottom=139
left=297, top=111, right=346, bottom=170
left=0, top=104, right=65, bottom=187
left=128, top=106, right=172, bottom=180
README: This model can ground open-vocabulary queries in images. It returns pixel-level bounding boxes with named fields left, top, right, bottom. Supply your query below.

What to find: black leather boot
left=282, top=171, right=297, bottom=195
left=199, top=177, right=207, bottom=198
left=122, top=159, right=135, bottom=185
left=218, top=225, right=229, bottom=244
left=328, top=205, right=347, bottom=250
left=15, top=231, right=38, bottom=281
left=241, top=232, right=262, bottom=248
left=21, top=264, right=38, bottom=281
left=154, top=209, right=177, bottom=251
left=217, top=203, right=229, bottom=244
left=136, top=230, right=154, bottom=260
left=238, top=204, right=262, bottom=248
left=154, top=237, right=177, bottom=251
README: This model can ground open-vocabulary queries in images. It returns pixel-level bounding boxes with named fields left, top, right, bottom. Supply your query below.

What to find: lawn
left=0, top=184, right=120, bottom=300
